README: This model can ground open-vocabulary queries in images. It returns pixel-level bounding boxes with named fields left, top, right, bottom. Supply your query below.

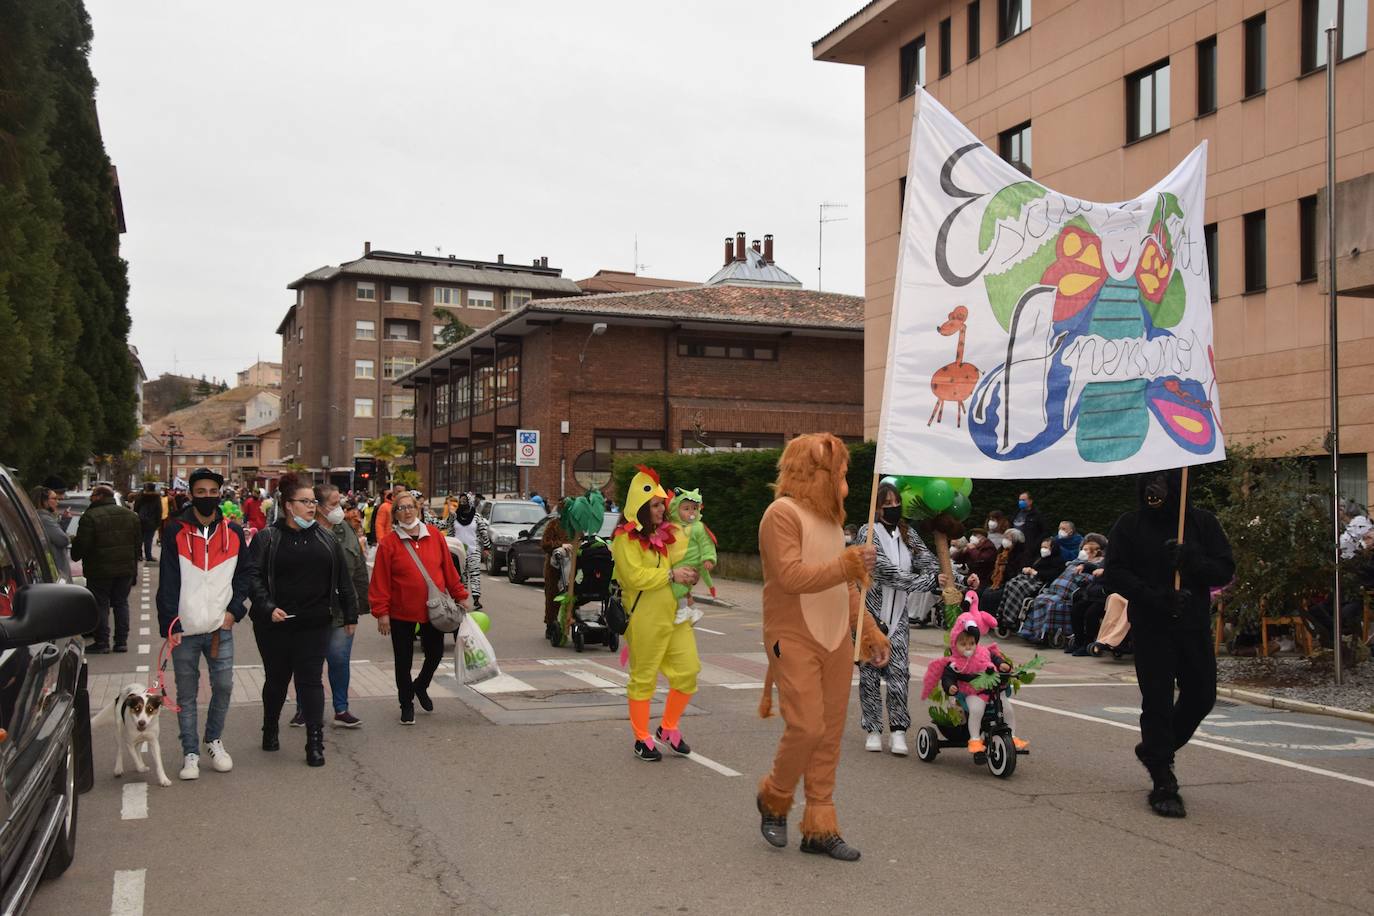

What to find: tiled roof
left=575, top=270, right=700, bottom=294
left=290, top=256, right=582, bottom=295
left=527, top=284, right=861, bottom=329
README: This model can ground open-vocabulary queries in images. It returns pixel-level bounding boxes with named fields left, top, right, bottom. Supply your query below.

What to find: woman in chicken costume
left=612, top=465, right=702, bottom=762
left=755, top=434, right=888, bottom=862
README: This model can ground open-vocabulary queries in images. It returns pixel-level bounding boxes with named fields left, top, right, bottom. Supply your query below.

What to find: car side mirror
left=518, top=530, right=529, bottom=538
left=0, top=583, right=98, bottom=648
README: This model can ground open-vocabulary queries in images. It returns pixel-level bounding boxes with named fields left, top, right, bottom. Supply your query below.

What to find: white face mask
left=958, top=645, right=974, bottom=658
left=1040, top=547, right=1052, bottom=557
left=1078, top=549, right=1090, bottom=561
left=968, top=535, right=982, bottom=546
left=400, top=517, right=422, bottom=531
left=325, top=506, right=345, bottom=526
left=986, top=520, right=998, bottom=531
left=1059, top=528, right=1071, bottom=538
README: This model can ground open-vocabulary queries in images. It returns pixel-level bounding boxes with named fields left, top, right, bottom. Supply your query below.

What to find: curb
left=1216, top=686, right=1374, bottom=725
left=696, top=596, right=737, bottom=609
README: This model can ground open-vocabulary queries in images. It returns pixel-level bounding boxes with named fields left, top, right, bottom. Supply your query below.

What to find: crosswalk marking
left=470, top=673, right=537, bottom=694
left=562, top=669, right=619, bottom=689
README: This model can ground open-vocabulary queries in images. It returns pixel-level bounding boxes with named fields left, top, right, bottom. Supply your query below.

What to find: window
left=1299, top=195, right=1319, bottom=282
left=1304, top=0, right=1368, bottom=72
left=1196, top=36, right=1217, bottom=116
left=357, top=281, right=375, bottom=300
left=383, top=393, right=413, bottom=419
left=968, top=1, right=981, bottom=60
left=353, top=437, right=366, bottom=456
left=1127, top=60, right=1170, bottom=142
left=296, top=364, right=303, bottom=380
left=386, top=284, right=415, bottom=303
left=677, top=338, right=778, bottom=360
left=939, top=17, right=952, bottom=77
left=434, top=287, right=461, bottom=306
left=234, top=443, right=255, bottom=460
left=495, top=351, right=520, bottom=406
left=178, top=455, right=187, bottom=466
left=1203, top=222, right=1219, bottom=302
left=355, top=359, right=375, bottom=379
left=467, top=289, right=495, bottom=310
left=296, top=440, right=301, bottom=457
left=295, top=402, right=302, bottom=420
left=354, top=397, right=374, bottom=418
left=899, top=35, right=926, bottom=97
left=1244, top=15, right=1266, bottom=96
left=998, top=122, right=1032, bottom=176
left=384, top=319, right=420, bottom=341
left=473, top=363, right=495, bottom=414
left=355, top=319, right=376, bottom=340
left=451, top=373, right=471, bottom=421
left=681, top=432, right=786, bottom=450
left=434, top=382, right=450, bottom=428
left=297, top=327, right=303, bottom=342
left=1244, top=209, right=1267, bottom=293
left=999, top=0, right=1030, bottom=42
left=383, top=356, right=418, bottom=379
left=505, top=289, right=532, bottom=311
left=494, top=438, right=518, bottom=495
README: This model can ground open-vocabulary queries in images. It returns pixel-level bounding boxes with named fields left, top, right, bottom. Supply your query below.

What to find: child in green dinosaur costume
left=669, top=488, right=717, bottom=625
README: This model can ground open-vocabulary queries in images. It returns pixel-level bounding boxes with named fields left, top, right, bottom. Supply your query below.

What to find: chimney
left=497, top=253, right=504, bottom=264
left=735, top=231, right=746, bottom=262
left=751, top=239, right=762, bottom=255
left=723, top=237, right=734, bottom=266
left=364, top=241, right=371, bottom=256
left=541, top=256, right=548, bottom=267
left=763, top=233, right=774, bottom=264
left=533, top=258, right=540, bottom=266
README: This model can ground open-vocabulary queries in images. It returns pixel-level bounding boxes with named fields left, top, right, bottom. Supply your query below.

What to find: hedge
left=611, top=443, right=1226, bottom=555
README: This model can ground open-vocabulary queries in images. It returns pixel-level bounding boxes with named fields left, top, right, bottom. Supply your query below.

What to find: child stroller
left=915, top=671, right=1027, bottom=779
left=554, top=538, right=620, bottom=653
left=994, top=573, right=1043, bottom=638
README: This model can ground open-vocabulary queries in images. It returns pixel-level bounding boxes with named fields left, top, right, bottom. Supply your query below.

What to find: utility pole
left=818, top=202, right=848, bottom=292
left=165, top=426, right=182, bottom=489
left=1325, top=20, right=1343, bottom=686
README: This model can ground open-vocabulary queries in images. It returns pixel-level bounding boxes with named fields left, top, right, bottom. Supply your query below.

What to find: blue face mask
left=292, top=515, right=315, bottom=529
left=1017, top=499, right=1028, bottom=510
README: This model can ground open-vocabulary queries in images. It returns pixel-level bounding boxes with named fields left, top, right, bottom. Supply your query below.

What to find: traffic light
left=354, top=457, right=375, bottom=482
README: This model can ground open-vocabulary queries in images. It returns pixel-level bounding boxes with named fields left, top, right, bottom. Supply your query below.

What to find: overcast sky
left=85, top=0, right=866, bottom=382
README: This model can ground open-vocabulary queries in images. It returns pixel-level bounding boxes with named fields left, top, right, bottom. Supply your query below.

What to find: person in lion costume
left=755, top=433, right=889, bottom=861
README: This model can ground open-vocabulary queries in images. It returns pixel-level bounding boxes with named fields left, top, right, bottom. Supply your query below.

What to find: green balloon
left=923, top=479, right=954, bottom=512
left=469, top=610, right=491, bottom=633
left=946, top=477, right=972, bottom=496
left=949, top=492, right=972, bottom=521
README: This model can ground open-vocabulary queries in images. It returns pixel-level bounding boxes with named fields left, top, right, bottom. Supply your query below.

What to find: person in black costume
left=1104, top=469, right=1234, bottom=818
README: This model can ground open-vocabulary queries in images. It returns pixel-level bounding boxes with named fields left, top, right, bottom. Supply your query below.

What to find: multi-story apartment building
left=236, top=360, right=282, bottom=388
left=279, top=244, right=581, bottom=487
left=816, top=0, right=1374, bottom=503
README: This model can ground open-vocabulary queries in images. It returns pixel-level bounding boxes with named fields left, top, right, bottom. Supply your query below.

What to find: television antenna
left=818, top=202, right=848, bottom=292
left=634, top=234, right=649, bottom=274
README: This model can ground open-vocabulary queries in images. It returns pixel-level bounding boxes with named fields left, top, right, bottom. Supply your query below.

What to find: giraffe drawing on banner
left=929, top=306, right=980, bottom=428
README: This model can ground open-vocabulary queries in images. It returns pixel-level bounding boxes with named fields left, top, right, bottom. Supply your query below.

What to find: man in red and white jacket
left=156, top=468, right=253, bottom=780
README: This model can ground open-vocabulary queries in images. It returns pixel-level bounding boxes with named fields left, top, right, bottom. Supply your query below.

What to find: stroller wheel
left=1050, top=629, right=1067, bottom=649
left=607, top=631, right=619, bottom=652
left=995, top=625, right=1010, bottom=639
left=915, top=726, right=939, bottom=762
left=985, top=731, right=1017, bottom=778
left=572, top=626, right=585, bottom=653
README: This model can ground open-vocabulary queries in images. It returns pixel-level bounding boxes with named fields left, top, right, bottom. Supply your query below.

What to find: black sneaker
left=756, top=796, right=787, bottom=848
left=413, top=682, right=434, bottom=713
left=800, top=835, right=861, bottom=861
left=113, top=644, right=128, bottom=653
left=655, top=726, right=691, bottom=756
left=289, top=710, right=305, bottom=728
left=633, top=740, right=661, bottom=762
left=88, top=644, right=110, bottom=654
left=400, top=705, right=415, bottom=725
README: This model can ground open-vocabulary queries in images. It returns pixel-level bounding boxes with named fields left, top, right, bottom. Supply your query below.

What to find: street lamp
left=578, top=322, right=608, bottom=368
left=165, top=426, right=182, bottom=488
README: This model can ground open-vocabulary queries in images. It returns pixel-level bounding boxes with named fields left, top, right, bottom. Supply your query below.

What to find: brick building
left=278, top=244, right=582, bottom=486
left=400, top=234, right=863, bottom=498
left=815, top=0, right=1374, bottom=503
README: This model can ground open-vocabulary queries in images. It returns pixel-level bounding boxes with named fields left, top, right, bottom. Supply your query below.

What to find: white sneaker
left=688, top=606, right=704, bottom=625
left=179, top=753, right=200, bottom=780
left=865, top=733, right=882, bottom=752
left=205, top=739, right=233, bottom=773
left=890, top=731, right=909, bottom=756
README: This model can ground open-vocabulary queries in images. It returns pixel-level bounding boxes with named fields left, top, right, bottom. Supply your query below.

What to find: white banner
left=877, top=89, right=1224, bottom=479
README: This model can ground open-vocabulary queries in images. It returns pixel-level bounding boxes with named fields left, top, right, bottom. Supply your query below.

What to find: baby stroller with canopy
left=551, top=537, right=620, bottom=653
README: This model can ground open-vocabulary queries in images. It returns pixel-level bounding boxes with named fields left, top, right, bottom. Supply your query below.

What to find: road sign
left=516, top=429, right=540, bottom=467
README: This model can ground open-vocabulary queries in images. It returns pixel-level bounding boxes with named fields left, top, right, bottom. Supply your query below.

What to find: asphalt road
left=28, top=562, right=1374, bottom=915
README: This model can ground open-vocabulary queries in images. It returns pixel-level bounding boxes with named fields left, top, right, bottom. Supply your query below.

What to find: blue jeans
left=172, top=630, right=234, bottom=756
left=295, top=626, right=355, bottom=716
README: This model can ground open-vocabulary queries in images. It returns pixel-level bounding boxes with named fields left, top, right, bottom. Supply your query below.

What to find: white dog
left=92, top=684, right=172, bottom=787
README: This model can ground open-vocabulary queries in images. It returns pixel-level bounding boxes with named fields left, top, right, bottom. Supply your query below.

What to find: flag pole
left=854, top=471, right=882, bottom=665
left=1326, top=21, right=1343, bottom=686
left=1174, top=466, right=1188, bottom=591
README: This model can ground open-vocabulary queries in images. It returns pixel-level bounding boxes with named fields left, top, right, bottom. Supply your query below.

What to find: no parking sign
left=516, top=429, right=540, bottom=467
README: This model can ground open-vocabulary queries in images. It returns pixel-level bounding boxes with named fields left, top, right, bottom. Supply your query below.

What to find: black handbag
left=606, top=585, right=643, bottom=636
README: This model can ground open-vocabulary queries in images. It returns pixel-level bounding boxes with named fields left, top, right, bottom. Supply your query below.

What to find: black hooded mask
left=1137, top=469, right=1183, bottom=519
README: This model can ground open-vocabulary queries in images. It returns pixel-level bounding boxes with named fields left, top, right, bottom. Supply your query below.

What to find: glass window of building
left=1126, top=60, right=1170, bottom=142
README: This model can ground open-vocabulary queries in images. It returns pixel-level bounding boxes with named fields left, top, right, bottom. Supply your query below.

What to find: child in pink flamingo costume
left=921, top=592, right=1030, bottom=754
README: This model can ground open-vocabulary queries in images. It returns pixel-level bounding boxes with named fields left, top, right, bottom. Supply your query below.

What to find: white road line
left=694, top=626, right=727, bottom=635
left=137, top=644, right=150, bottom=655
left=563, top=669, right=620, bottom=689
left=685, top=751, right=742, bottom=777
left=140, top=614, right=150, bottom=622
left=111, top=868, right=146, bottom=916
left=139, top=627, right=150, bottom=636
left=1012, top=698, right=1374, bottom=790
left=1022, top=682, right=1135, bottom=689
left=469, top=673, right=537, bottom=694
left=120, top=783, right=148, bottom=820
left=721, top=682, right=765, bottom=690
left=135, top=665, right=149, bottom=673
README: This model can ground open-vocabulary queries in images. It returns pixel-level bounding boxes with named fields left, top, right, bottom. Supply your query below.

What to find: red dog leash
left=152, top=615, right=182, bottom=713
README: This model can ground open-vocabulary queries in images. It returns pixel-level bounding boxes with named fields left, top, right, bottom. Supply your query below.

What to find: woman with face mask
left=248, top=473, right=358, bottom=767
left=854, top=482, right=941, bottom=756
left=369, top=490, right=470, bottom=725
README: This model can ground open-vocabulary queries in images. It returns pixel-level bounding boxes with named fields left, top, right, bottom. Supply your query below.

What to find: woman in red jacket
left=369, top=490, right=469, bottom=724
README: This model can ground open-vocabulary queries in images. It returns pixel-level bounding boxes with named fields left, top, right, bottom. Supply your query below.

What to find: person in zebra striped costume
left=441, top=493, right=491, bottom=611
left=856, top=481, right=942, bottom=756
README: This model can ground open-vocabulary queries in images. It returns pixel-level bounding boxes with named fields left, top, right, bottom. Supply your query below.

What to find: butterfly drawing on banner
left=967, top=186, right=1217, bottom=463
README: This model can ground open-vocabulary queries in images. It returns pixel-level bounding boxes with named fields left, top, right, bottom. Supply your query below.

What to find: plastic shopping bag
left=455, top=613, right=501, bottom=685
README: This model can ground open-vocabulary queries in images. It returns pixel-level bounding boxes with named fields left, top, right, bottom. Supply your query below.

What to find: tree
left=433, top=308, right=475, bottom=350
left=393, top=468, right=420, bottom=491
left=361, top=435, right=407, bottom=487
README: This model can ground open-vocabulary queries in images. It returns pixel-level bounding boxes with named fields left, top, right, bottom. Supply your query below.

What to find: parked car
left=506, top=512, right=620, bottom=584
left=0, top=466, right=98, bottom=914
left=479, top=499, right=550, bottom=575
